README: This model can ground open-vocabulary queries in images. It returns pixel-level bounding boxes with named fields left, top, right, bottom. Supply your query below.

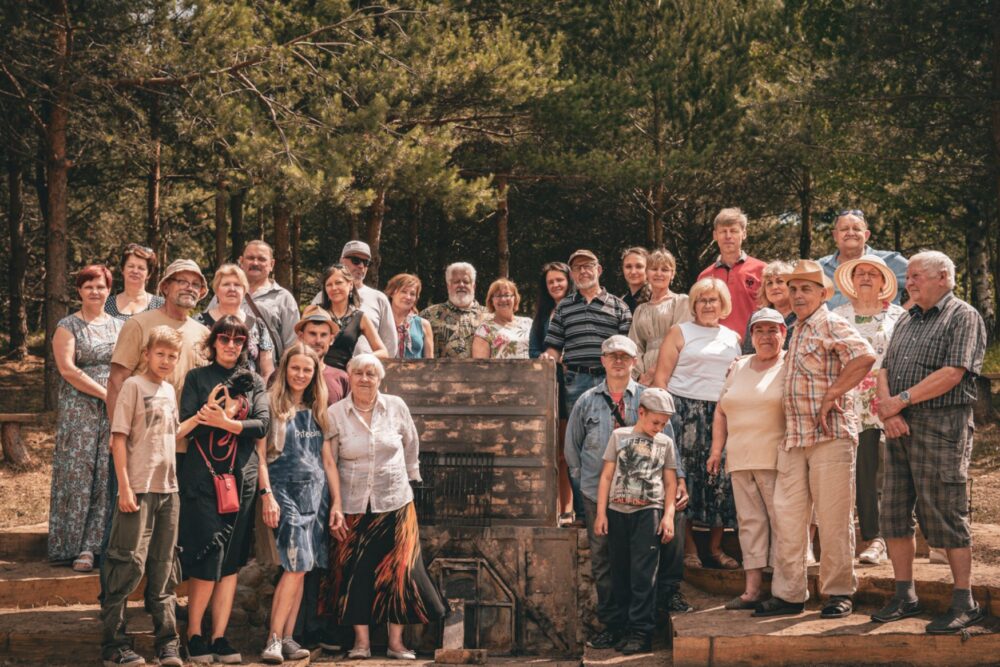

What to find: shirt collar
left=345, top=392, right=386, bottom=421
left=798, top=303, right=830, bottom=329
left=250, top=279, right=276, bottom=297
left=909, top=292, right=954, bottom=318
left=598, top=378, right=637, bottom=397
left=714, top=252, right=747, bottom=269
left=573, top=288, right=610, bottom=304
left=832, top=245, right=875, bottom=263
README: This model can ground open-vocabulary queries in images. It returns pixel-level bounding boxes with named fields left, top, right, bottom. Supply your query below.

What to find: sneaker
left=156, top=641, right=183, bottom=667
left=586, top=628, right=623, bottom=649
left=928, top=547, right=948, bottom=564
left=102, top=647, right=146, bottom=667
left=557, top=512, right=575, bottom=527
left=211, top=636, right=243, bottom=664
left=261, top=633, right=284, bottom=664
left=859, top=538, right=886, bottom=564
left=667, top=591, right=694, bottom=613
left=620, top=632, right=652, bottom=655
left=281, top=636, right=310, bottom=660
left=186, top=635, right=213, bottom=664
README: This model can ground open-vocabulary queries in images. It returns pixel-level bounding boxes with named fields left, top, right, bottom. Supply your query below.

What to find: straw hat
left=834, top=255, right=897, bottom=303
left=294, top=304, right=338, bottom=335
left=783, top=259, right=835, bottom=301
left=157, top=258, right=208, bottom=298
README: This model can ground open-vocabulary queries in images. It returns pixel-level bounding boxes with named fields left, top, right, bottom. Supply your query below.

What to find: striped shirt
left=544, top=289, right=632, bottom=369
left=883, top=293, right=986, bottom=409
left=783, top=305, right=874, bottom=449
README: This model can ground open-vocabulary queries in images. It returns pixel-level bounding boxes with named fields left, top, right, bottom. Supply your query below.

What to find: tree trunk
left=798, top=167, right=813, bottom=260
left=1, top=423, right=34, bottom=469
left=6, top=157, right=28, bottom=359
left=256, top=204, right=265, bottom=240
left=646, top=188, right=657, bottom=247
left=348, top=214, right=359, bottom=242
left=229, top=188, right=246, bottom=262
left=273, top=199, right=292, bottom=288
left=408, top=200, right=420, bottom=274
left=967, top=215, right=996, bottom=334
left=990, top=6, right=1000, bottom=336
left=291, top=213, right=301, bottom=302
left=214, top=183, right=228, bottom=266
left=365, top=187, right=386, bottom=287
left=496, top=175, right=510, bottom=278
left=145, top=96, right=163, bottom=284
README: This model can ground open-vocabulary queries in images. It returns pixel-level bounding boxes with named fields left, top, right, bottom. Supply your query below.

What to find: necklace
left=352, top=393, right=377, bottom=413
left=331, top=306, right=355, bottom=329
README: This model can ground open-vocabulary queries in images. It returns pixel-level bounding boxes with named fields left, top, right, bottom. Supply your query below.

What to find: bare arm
left=106, top=363, right=133, bottom=420
left=541, top=347, right=562, bottom=363
left=110, top=433, right=139, bottom=513
left=593, top=459, right=617, bottom=536
left=53, top=326, right=107, bottom=400
left=659, top=469, right=678, bottom=543
left=322, top=437, right=345, bottom=534
left=360, top=314, right=388, bottom=359
left=256, top=437, right=281, bottom=528
left=651, top=325, right=684, bottom=388
left=707, top=403, right=728, bottom=474
left=421, top=320, right=435, bottom=358
left=258, top=350, right=274, bottom=384
left=876, top=369, right=910, bottom=438
left=880, top=366, right=966, bottom=420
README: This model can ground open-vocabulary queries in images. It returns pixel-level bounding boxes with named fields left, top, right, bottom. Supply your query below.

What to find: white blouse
left=327, top=393, right=421, bottom=514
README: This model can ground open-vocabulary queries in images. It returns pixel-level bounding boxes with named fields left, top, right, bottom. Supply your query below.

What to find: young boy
left=594, top=388, right=678, bottom=655
left=101, top=326, right=195, bottom=667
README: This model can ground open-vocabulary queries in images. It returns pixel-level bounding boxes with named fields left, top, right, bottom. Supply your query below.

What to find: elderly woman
left=653, top=278, right=742, bottom=569
left=104, top=243, right=164, bottom=320
left=320, top=264, right=388, bottom=370
left=741, top=260, right=795, bottom=353
left=259, top=344, right=343, bottom=664
left=197, top=263, right=275, bottom=382
left=620, top=247, right=651, bottom=313
left=627, top=248, right=691, bottom=384
left=833, top=255, right=906, bottom=566
left=385, top=273, right=434, bottom=359
left=179, top=316, right=270, bottom=664
left=708, top=309, right=788, bottom=608
left=49, top=265, right=123, bottom=571
left=320, top=354, right=446, bottom=660
left=473, top=279, right=533, bottom=359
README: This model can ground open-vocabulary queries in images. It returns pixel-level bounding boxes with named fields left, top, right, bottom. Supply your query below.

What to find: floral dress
left=833, top=302, right=906, bottom=430
left=48, top=314, right=123, bottom=561
left=474, top=316, right=532, bottom=359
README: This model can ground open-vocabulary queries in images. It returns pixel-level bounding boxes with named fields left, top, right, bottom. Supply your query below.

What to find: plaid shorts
left=880, top=405, right=974, bottom=548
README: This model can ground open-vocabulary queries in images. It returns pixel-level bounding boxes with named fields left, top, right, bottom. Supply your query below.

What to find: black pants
left=607, top=508, right=661, bottom=635
left=856, top=428, right=884, bottom=541
left=581, top=497, right=616, bottom=628
left=657, top=511, right=685, bottom=600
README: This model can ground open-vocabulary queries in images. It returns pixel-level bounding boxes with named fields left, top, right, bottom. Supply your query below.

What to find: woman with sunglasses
left=178, top=316, right=270, bottom=664
left=319, top=264, right=388, bottom=371
left=105, top=243, right=164, bottom=320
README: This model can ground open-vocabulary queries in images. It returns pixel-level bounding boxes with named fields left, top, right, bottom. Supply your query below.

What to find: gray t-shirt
left=111, top=375, right=179, bottom=494
left=602, top=426, right=676, bottom=513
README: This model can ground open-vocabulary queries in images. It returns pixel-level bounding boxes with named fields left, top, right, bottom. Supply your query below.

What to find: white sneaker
left=281, top=637, right=310, bottom=660
left=929, top=547, right=948, bottom=564
left=859, top=538, right=886, bottom=564
left=261, top=633, right=284, bottom=664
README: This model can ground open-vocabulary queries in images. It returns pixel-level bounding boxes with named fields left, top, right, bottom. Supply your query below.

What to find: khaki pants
left=730, top=469, right=778, bottom=571
left=771, top=438, right=856, bottom=603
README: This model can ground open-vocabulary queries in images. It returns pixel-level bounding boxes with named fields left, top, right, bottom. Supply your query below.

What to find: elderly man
left=818, top=210, right=908, bottom=309
left=419, top=262, right=484, bottom=358
left=872, top=251, right=987, bottom=634
left=754, top=259, right=875, bottom=619
left=697, top=208, right=766, bottom=337
left=543, top=250, right=632, bottom=415
left=565, top=335, right=688, bottom=650
left=295, top=305, right=350, bottom=404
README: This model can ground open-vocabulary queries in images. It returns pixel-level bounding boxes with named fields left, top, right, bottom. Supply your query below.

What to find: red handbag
left=196, top=431, right=241, bottom=515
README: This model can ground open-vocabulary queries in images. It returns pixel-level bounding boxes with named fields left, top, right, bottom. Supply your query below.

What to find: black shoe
left=667, top=591, right=694, bottom=613
left=925, top=604, right=984, bottom=634
left=156, top=641, right=183, bottom=667
left=317, top=629, right=342, bottom=653
left=820, top=595, right=853, bottom=619
left=871, top=598, right=923, bottom=623
left=620, top=632, right=651, bottom=655
left=102, top=647, right=145, bottom=666
left=210, top=636, right=242, bottom=664
left=752, top=596, right=805, bottom=617
left=586, top=628, right=623, bottom=649
left=186, top=635, right=212, bottom=664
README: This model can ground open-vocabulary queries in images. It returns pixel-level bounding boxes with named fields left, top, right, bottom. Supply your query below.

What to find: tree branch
left=0, top=63, right=47, bottom=133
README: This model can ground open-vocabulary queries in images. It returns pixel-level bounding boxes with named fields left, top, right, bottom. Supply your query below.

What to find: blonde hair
left=211, top=263, right=250, bottom=295
left=689, top=277, right=733, bottom=320
left=757, top=260, right=795, bottom=308
left=268, top=343, right=330, bottom=433
left=485, top=278, right=521, bottom=313
left=713, top=207, right=748, bottom=230
left=384, top=273, right=423, bottom=302
left=647, top=248, right=677, bottom=271
left=144, top=325, right=183, bottom=352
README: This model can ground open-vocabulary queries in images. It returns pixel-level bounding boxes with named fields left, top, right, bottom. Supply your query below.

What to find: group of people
left=47, top=205, right=987, bottom=665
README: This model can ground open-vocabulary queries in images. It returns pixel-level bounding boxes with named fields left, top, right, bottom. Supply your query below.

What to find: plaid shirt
left=783, top=305, right=874, bottom=449
left=883, top=293, right=986, bottom=408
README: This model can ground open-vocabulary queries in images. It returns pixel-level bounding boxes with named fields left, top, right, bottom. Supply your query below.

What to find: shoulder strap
left=244, top=292, right=284, bottom=359
left=600, top=392, right=627, bottom=428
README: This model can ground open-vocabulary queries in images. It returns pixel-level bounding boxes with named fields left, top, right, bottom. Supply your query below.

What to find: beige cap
left=748, top=307, right=786, bottom=330
left=639, top=388, right=675, bottom=415
left=601, top=335, right=638, bottom=357
left=568, top=249, right=599, bottom=266
left=157, top=259, right=208, bottom=298
left=294, top=304, right=339, bottom=335
left=341, top=240, right=372, bottom=259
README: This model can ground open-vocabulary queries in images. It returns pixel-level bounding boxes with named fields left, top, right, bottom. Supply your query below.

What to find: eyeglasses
left=493, top=293, right=516, bottom=301
left=602, top=352, right=633, bottom=362
left=696, top=297, right=721, bottom=306
left=571, top=262, right=598, bottom=272
left=217, top=334, right=247, bottom=347
left=343, top=256, right=371, bottom=267
left=836, top=209, right=865, bottom=220
left=171, top=278, right=204, bottom=290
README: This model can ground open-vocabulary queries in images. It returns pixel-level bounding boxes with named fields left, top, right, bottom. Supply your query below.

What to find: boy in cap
left=594, top=387, right=678, bottom=655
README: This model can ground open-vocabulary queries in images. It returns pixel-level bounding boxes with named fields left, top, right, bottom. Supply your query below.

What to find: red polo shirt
left=698, top=253, right=766, bottom=338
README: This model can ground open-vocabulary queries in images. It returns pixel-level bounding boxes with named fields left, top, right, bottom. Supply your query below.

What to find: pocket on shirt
left=794, top=341, right=825, bottom=374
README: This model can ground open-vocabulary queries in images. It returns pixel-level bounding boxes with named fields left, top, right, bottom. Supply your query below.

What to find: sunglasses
left=343, top=256, right=371, bottom=267
left=836, top=209, right=865, bottom=220
left=217, top=334, right=247, bottom=347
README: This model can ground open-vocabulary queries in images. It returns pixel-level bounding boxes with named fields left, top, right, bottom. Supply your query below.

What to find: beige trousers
left=771, top=438, right=857, bottom=603
left=730, top=469, right=778, bottom=570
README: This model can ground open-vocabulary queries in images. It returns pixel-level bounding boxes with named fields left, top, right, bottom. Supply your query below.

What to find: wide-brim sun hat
left=834, top=255, right=898, bottom=303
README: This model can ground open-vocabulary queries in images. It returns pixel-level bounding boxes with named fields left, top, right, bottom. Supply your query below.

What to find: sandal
left=683, top=553, right=703, bottom=569
left=725, top=595, right=762, bottom=610
left=709, top=551, right=740, bottom=570
left=72, top=551, right=94, bottom=572
left=820, top=595, right=854, bottom=619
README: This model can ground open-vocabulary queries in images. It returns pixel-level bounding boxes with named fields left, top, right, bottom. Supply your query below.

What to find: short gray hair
left=346, top=353, right=386, bottom=381
left=446, top=262, right=477, bottom=283
left=910, top=250, right=956, bottom=290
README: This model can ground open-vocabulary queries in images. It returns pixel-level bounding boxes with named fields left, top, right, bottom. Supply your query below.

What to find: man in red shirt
left=697, top=208, right=766, bottom=337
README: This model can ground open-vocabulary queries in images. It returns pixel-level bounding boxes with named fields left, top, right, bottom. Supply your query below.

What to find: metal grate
left=413, top=451, right=495, bottom=526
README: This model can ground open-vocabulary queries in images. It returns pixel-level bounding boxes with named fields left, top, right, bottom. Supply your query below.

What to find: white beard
left=449, top=292, right=474, bottom=309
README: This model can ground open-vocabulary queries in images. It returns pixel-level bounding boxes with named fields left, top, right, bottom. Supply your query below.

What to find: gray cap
left=341, top=240, right=372, bottom=259
left=639, top=388, right=675, bottom=415
left=601, top=335, right=638, bottom=357
left=748, top=307, right=786, bottom=331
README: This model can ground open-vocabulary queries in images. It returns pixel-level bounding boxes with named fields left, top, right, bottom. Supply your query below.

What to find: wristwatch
left=898, top=390, right=912, bottom=405
left=259, top=488, right=272, bottom=497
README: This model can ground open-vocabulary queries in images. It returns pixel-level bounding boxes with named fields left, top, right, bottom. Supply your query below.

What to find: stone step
left=0, top=560, right=188, bottom=607
left=0, top=523, right=47, bottom=561
left=673, top=585, right=1000, bottom=667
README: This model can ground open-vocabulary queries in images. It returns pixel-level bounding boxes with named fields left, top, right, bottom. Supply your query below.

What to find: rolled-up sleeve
left=829, top=316, right=874, bottom=365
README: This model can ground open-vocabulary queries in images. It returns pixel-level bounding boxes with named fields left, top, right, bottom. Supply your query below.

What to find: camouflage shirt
left=419, top=300, right=485, bottom=359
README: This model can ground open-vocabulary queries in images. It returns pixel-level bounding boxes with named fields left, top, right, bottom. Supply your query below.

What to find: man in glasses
left=818, top=210, right=908, bottom=309
left=419, top=262, right=484, bottom=358
left=697, top=207, right=766, bottom=338
left=310, top=240, right=398, bottom=357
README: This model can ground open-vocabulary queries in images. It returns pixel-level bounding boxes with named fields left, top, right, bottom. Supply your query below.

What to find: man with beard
left=295, top=305, right=350, bottom=404
left=697, top=208, right=766, bottom=338
left=419, top=262, right=485, bottom=358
